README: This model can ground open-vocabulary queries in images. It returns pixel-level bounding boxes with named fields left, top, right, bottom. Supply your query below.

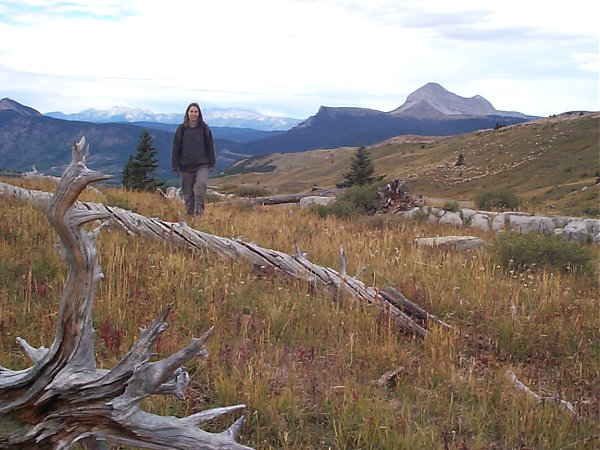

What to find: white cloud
left=0, top=0, right=598, bottom=117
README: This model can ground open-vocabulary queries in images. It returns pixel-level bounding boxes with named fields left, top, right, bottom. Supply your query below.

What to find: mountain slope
left=0, top=110, right=176, bottom=180
left=0, top=97, right=42, bottom=117
left=230, top=82, right=538, bottom=155
left=0, top=99, right=267, bottom=180
left=214, top=113, right=600, bottom=217
left=0, top=83, right=553, bottom=183
left=233, top=106, right=531, bottom=156
left=391, top=82, right=533, bottom=119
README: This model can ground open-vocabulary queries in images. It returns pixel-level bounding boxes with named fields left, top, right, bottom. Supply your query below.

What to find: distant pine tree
left=123, top=129, right=163, bottom=191
left=339, top=146, right=375, bottom=187
left=121, top=155, right=134, bottom=189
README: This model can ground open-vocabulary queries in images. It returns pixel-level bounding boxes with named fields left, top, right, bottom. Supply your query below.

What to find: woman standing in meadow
left=171, top=102, right=216, bottom=216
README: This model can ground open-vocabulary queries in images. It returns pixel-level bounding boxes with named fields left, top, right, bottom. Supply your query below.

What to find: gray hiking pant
left=181, top=166, right=209, bottom=215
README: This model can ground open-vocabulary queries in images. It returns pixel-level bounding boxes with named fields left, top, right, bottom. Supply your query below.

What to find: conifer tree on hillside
left=122, top=129, right=163, bottom=191
left=339, top=146, right=375, bottom=187
left=122, top=155, right=134, bottom=189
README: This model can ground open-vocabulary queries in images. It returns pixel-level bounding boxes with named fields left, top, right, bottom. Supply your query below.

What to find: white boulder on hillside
left=396, top=205, right=599, bottom=244
left=299, top=196, right=335, bottom=208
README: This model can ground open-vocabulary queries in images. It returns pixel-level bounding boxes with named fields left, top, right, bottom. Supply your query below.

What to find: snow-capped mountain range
left=45, top=107, right=303, bottom=131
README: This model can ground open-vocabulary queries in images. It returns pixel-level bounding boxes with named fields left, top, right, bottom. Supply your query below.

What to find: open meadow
left=1, top=177, right=599, bottom=449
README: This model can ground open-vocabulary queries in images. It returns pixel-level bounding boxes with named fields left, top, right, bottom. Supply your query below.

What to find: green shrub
left=581, top=206, right=600, bottom=217
left=205, top=192, right=225, bottom=204
left=220, top=184, right=238, bottom=194
left=314, top=184, right=381, bottom=219
left=235, top=185, right=269, bottom=198
left=476, top=189, right=520, bottom=211
left=442, top=200, right=460, bottom=212
left=312, top=200, right=357, bottom=219
left=412, top=209, right=430, bottom=223
left=493, top=232, right=597, bottom=274
left=339, top=184, right=380, bottom=214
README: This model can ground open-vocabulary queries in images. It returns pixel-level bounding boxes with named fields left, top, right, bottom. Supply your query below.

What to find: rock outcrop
left=397, top=206, right=600, bottom=244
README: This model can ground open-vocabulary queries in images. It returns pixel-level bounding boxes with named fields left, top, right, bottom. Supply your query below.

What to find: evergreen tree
left=123, top=129, right=162, bottom=191
left=455, top=153, right=465, bottom=166
left=340, top=146, right=375, bottom=187
left=121, top=155, right=134, bottom=189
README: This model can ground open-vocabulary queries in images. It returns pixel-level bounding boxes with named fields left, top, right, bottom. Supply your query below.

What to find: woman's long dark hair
left=182, top=102, right=204, bottom=127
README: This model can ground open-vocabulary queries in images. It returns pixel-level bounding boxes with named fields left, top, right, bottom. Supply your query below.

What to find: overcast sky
left=0, top=0, right=598, bottom=119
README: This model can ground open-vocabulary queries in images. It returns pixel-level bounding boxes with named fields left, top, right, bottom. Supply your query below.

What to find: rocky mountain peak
left=0, top=98, right=42, bottom=116
left=391, top=83, right=499, bottom=118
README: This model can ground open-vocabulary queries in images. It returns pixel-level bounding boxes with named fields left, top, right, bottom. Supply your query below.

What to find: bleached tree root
left=506, top=370, right=576, bottom=415
left=0, top=138, right=252, bottom=450
left=1, top=180, right=430, bottom=337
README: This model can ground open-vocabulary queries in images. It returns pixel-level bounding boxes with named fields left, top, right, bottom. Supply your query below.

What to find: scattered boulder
left=584, top=218, right=600, bottom=235
left=509, top=215, right=557, bottom=234
left=553, top=220, right=591, bottom=243
left=299, top=196, right=335, bottom=208
left=439, top=211, right=464, bottom=227
left=469, top=213, right=491, bottom=231
left=461, top=208, right=478, bottom=221
left=491, top=213, right=509, bottom=232
left=393, top=205, right=600, bottom=245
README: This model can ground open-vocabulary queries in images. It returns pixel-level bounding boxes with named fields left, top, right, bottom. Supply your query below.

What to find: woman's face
left=188, top=106, right=200, bottom=123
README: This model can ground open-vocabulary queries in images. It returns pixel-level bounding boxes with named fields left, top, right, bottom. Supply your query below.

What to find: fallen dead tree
left=506, top=371, right=576, bottom=416
left=21, top=165, right=62, bottom=182
left=1, top=181, right=431, bottom=338
left=0, top=138, right=252, bottom=450
left=242, top=188, right=343, bottom=205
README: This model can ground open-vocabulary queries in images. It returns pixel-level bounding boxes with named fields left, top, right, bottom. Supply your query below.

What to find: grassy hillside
left=215, top=113, right=600, bottom=217
left=1, top=177, right=599, bottom=449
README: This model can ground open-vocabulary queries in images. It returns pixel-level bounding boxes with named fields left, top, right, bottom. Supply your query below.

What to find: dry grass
left=1, top=177, right=599, bottom=449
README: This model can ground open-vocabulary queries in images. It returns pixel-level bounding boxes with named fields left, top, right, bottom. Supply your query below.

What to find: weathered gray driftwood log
left=241, top=188, right=343, bottom=205
left=0, top=138, right=252, bottom=450
left=506, top=371, right=576, bottom=415
left=0, top=181, right=427, bottom=337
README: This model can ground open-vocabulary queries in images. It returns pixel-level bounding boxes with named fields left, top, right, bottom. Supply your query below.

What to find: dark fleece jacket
left=171, top=122, right=216, bottom=172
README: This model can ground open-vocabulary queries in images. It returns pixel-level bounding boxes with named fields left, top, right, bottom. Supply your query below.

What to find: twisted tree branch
left=0, top=138, right=251, bottom=450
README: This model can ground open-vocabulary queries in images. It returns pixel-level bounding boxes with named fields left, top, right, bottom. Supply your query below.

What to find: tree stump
left=0, top=138, right=252, bottom=449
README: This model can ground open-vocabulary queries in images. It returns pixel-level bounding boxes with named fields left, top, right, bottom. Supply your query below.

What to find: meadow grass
left=1, top=179, right=599, bottom=449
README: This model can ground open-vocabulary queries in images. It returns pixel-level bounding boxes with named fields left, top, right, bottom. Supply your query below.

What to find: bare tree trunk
left=1, top=180, right=429, bottom=337
left=0, top=138, right=252, bottom=450
left=240, top=188, right=343, bottom=205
